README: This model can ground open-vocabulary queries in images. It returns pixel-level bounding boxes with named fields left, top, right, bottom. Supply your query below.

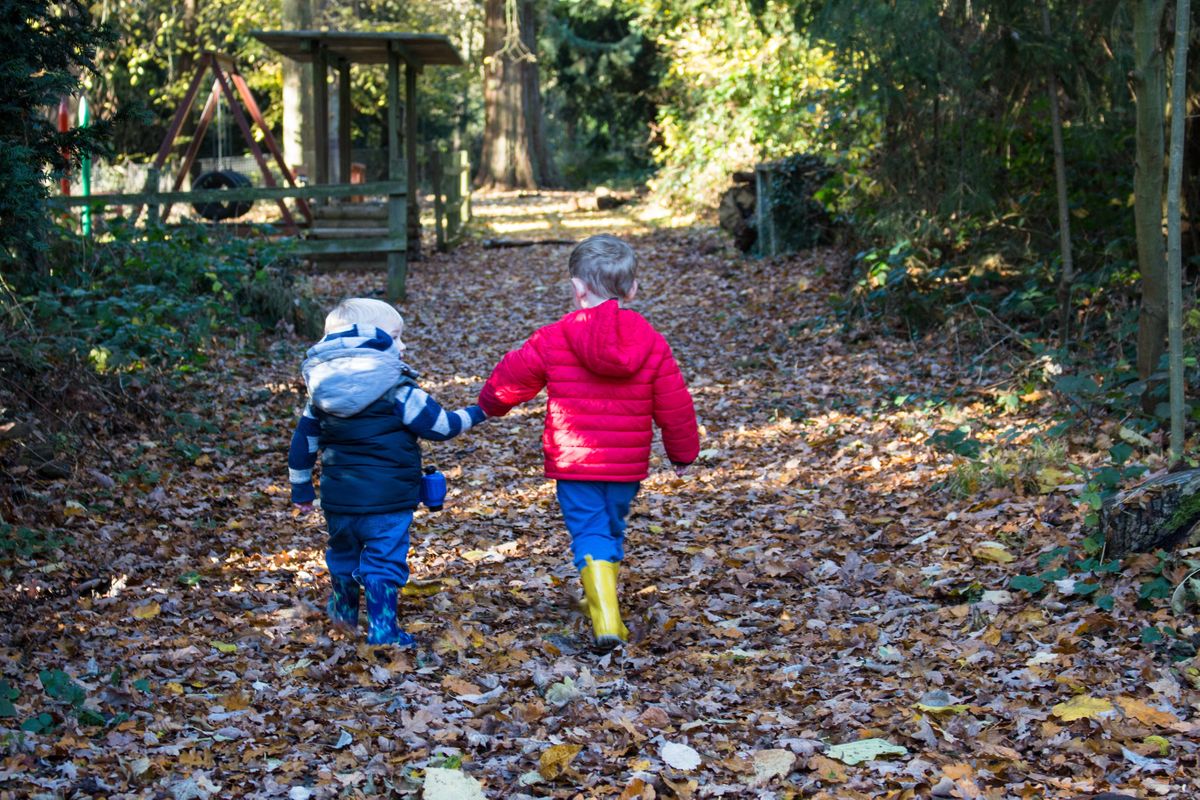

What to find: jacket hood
left=302, top=325, right=411, bottom=417
left=561, top=300, right=655, bottom=378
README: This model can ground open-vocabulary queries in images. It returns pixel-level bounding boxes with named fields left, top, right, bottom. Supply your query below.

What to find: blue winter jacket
left=287, top=325, right=485, bottom=514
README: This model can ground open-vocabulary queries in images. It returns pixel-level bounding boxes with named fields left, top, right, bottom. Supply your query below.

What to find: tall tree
left=1166, top=0, right=1191, bottom=463
left=1042, top=1, right=1075, bottom=348
left=281, top=0, right=314, bottom=173
left=475, top=0, right=557, bottom=189
left=0, top=0, right=112, bottom=269
left=1132, top=0, right=1168, bottom=389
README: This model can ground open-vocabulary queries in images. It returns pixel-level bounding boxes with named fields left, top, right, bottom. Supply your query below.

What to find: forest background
left=8, top=1, right=1200, bottom=386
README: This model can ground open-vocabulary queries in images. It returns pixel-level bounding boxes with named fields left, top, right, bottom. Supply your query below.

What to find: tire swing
left=191, top=169, right=253, bottom=221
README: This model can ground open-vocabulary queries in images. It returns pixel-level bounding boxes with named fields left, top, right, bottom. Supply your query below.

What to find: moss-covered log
left=1099, top=468, right=1200, bottom=555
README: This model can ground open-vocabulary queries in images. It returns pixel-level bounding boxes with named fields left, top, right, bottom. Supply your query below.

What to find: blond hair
left=568, top=234, right=637, bottom=299
left=324, top=298, right=404, bottom=336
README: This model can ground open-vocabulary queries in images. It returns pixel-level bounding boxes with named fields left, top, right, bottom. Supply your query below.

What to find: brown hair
left=568, top=234, right=637, bottom=299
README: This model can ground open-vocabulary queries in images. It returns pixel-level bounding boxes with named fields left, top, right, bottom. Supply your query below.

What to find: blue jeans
left=324, top=510, right=413, bottom=587
left=556, top=480, right=641, bottom=570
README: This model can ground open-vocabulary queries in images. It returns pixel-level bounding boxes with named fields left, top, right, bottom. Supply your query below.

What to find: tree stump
left=1099, top=468, right=1200, bottom=555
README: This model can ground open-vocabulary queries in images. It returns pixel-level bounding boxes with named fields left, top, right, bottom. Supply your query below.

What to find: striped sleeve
left=394, top=386, right=487, bottom=442
left=288, top=402, right=320, bottom=504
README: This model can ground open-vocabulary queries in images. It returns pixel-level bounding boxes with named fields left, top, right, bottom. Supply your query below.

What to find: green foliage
left=0, top=522, right=71, bottom=560
left=5, top=221, right=315, bottom=376
left=0, top=0, right=114, bottom=266
left=39, top=669, right=85, bottom=708
left=543, top=2, right=661, bottom=187
left=936, top=433, right=1068, bottom=498
left=86, top=0, right=279, bottom=157
left=1009, top=541, right=1120, bottom=611
left=633, top=0, right=852, bottom=208
left=0, top=680, right=18, bottom=718
left=90, top=0, right=480, bottom=167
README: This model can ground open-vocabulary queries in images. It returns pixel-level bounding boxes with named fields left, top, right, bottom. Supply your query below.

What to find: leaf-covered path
left=4, top=196, right=1199, bottom=798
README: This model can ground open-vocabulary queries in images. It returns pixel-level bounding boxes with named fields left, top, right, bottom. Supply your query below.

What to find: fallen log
left=1099, top=467, right=1200, bottom=555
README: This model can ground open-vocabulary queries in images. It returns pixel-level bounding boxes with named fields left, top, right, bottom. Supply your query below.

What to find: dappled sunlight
left=558, top=216, right=635, bottom=230
left=488, top=219, right=553, bottom=234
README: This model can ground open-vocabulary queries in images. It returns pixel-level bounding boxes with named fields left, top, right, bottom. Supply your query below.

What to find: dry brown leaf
left=538, top=744, right=582, bottom=780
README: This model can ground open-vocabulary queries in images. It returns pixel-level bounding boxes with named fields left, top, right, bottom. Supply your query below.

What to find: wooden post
left=312, top=45, right=330, bottom=199
left=162, top=82, right=220, bottom=220
left=337, top=58, right=352, bottom=194
left=446, top=150, right=470, bottom=244
left=755, top=165, right=776, bottom=257
left=386, top=47, right=407, bottom=301
left=405, top=60, right=421, bottom=261
left=145, top=167, right=161, bottom=225
left=431, top=148, right=446, bottom=252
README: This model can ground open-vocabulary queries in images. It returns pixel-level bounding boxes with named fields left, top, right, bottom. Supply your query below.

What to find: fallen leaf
left=749, top=748, right=795, bottom=785
left=1051, top=694, right=1114, bottom=722
left=915, top=689, right=970, bottom=715
left=210, top=641, right=237, bottom=654
left=971, top=541, right=1015, bottom=563
left=825, top=738, right=908, bottom=765
left=1116, top=696, right=1180, bottom=728
left=661, top=741, right=702, bottom=771
left=423, top=767, right=485, bottom=800
left=538, top=743, right=582, bottom=780
left=807, top=754, right=848, bottom=783
left=618, top=777, right=653, bottom=800
left=132, top=601, right=161, bottom=620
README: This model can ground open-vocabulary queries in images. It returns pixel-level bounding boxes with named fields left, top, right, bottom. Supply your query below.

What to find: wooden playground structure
left=47, top=31, right=471, bottom=302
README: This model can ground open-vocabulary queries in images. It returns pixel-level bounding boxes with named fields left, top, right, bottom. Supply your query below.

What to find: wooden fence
left=47, top=181, right=412, bottom=298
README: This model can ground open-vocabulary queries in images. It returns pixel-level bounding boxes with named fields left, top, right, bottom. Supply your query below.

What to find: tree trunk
left=1166, top=0, right=1191, bottom=464
left=1133, top=0, right=1168, bottom=393
left=1042, top=2, right=1075, bottom=348
left=475, top=0, right=557, bottom=189
left=281, top=0, right=314, bottom=175
left=1100, top=469, right=1200, bottom=555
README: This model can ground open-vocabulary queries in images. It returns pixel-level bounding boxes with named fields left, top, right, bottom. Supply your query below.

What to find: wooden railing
left=46, top=181, right=408, bottom=259
left=430, top=150, right=471, bottom=251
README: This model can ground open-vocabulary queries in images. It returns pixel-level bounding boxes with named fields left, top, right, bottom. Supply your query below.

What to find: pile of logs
left=718, top=171, right=758, bottom=253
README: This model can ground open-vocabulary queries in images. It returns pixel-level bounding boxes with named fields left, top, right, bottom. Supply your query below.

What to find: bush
left=3, top=220, right=320, bottom=377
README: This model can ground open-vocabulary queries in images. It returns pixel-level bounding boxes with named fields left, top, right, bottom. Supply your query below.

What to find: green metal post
left=79, top=95, right=92, bottom=237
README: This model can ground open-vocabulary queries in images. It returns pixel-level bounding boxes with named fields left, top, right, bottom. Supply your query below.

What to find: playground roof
left=251, top=31, right=464, bottom=67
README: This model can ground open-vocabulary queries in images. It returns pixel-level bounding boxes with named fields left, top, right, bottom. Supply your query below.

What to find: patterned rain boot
left=363, top=579, right=416, bottom=647
left=579, top=556, right=629, bottom=651
left=327, top=574, right=360, bottom=630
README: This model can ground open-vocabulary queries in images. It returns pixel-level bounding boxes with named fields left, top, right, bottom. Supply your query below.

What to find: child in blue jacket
left=288, top=298, right=486, bottom=646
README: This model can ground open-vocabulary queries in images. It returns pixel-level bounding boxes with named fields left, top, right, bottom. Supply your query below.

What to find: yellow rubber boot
left=579, top=556, right=628, bottom=649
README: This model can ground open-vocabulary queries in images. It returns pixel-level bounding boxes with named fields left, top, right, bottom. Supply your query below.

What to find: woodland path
left=4, top=193, right=1198, bottom=799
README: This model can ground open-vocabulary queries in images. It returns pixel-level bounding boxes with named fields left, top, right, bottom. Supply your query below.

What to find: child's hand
left=673, top=464, right=689, bottom=477
left=295, top=502, right=316, bottom=514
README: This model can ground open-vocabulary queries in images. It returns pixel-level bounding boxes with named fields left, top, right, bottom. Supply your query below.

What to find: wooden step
left=309, top=203, right=389, bottom=221
left=305, top=227, right=391, bottom=239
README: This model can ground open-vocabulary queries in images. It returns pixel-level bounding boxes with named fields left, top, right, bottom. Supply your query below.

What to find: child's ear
left=571, top=277, right=590, bottom=308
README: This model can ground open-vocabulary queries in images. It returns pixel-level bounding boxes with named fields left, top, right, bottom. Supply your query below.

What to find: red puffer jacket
left=478, top=300, right=699, bottom=482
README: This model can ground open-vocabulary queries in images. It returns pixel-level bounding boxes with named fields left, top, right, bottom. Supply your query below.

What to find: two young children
left=288, top=234, right=699, bottom=649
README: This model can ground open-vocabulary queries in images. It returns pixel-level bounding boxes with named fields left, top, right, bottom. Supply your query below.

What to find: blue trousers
left=556, top=480, right=641, bottom=570
left=324, top=510, right=412, bottom=587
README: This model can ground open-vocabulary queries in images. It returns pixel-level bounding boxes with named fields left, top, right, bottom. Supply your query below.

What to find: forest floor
left=2, top=192, right=1199, bottom=799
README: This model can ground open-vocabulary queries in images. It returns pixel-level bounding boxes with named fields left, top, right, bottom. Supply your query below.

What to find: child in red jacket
left=478, top=234, right=699, bottom=649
